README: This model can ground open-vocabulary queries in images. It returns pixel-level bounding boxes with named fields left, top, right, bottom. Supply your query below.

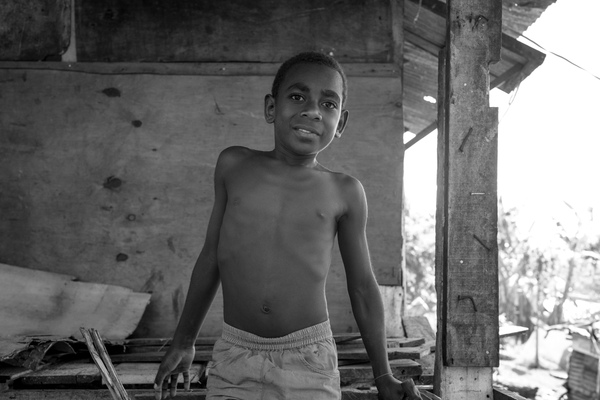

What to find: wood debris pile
left=1, top=329, right=438, bottom=399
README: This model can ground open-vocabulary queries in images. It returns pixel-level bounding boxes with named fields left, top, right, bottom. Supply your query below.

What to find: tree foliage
left=404, top=201, right=600, bottom=331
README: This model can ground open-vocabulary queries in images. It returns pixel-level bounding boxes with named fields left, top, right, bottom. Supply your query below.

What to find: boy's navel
left=261, top=304, right=271, bottom=314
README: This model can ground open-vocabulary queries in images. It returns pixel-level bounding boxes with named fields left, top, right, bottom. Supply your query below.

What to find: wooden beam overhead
left=0, top=62, right=401, bottom=78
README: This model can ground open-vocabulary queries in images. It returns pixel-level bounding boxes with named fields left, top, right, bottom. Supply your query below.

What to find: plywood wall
left=0, top=64, right=403, bottom=337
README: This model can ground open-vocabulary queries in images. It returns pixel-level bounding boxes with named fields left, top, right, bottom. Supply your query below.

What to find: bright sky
left=404, top=0, right=600, bottom=239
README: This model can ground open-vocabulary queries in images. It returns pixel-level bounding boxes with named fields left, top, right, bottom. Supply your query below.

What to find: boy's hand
left=153, top=345, right=195, bottom=399
left=376, top=375, right=423, bottom=400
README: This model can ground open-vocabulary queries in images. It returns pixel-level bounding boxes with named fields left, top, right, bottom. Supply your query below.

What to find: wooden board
left=434, top=0, right=500, bottom=398
left=75, top=0, right=393, bottom=63
left=498, top=325, right=528, bottom=338
left=0, top=63, right=403, bottom=337
left=493, top=386, right=529, bottom=400
left=14, top=363, right=101, bottom=388
left=337, top=337, right=425, bottom=350
left=109, top=351, right=212, bottom=363
left=567, top=349, right=599, bottom=399
left=0, top=389, right=203, bottom=400
left=0, top=263, right=150, bottom=341
left=337, top=345, right=431, bottom=362
left=339, top=359, right=422, bottom=385
left=403, top=316, right=436, bottom=341
left=438, top=0, right=501, bottom=368
left=0, top=0, right=71, bottom=61
left=114, top=363, right=203, bottom=388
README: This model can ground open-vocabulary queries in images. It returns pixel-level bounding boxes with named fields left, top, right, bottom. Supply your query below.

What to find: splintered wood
left=80, top=328, right=130, bottom=400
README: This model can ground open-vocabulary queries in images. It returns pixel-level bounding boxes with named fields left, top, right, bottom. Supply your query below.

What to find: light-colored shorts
left=206, top=320, right=341, bottom=400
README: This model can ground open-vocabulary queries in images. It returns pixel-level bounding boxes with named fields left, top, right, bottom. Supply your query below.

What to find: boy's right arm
left=154, top=148, right=236, bottom=400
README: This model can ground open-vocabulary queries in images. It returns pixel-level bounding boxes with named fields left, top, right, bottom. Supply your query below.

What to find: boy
left=154, top=52, right=422, bottom=400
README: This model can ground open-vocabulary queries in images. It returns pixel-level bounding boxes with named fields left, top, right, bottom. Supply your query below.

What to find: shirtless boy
left=154, top=52, right=422, bottom=400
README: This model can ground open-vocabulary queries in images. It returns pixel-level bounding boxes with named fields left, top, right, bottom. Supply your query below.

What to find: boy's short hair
left=271, top=52, right=348, bottom=107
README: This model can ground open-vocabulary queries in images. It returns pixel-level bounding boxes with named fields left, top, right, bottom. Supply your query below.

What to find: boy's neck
left=270, top=149, right=320, bottom=169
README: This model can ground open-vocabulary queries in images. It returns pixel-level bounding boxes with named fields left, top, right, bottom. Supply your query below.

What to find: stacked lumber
left=0, top=333, right=437, bottom=399
left=567, top=348, right=599, bottom=400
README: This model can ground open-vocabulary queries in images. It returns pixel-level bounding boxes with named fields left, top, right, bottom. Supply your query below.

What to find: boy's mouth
left=294, top=126, right=320, bottom=136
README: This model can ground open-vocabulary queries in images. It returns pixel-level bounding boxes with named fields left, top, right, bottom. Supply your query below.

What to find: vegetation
left=404, top=200, right=600, bottom=335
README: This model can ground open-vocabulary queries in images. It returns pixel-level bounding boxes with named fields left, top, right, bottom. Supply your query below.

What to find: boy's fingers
left=162, top=377, right=169, bottom=399
left=401, top=379, right=422, bottom=399
left=183, top=370, right=191, bottom=391
left=153, top=382, right=162, bottom=400
left=170, top=373, right=178, bottom=398
left=154, top=366, right=168, bottom=400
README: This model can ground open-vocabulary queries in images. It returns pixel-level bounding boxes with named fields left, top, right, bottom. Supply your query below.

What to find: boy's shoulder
left=218, top=145, right=254, bottom=160
left=216, top=146, right=261, bottom=169
left=316, top=161, right=362, bottom=184
left=316, top=164, right=366, bottom=203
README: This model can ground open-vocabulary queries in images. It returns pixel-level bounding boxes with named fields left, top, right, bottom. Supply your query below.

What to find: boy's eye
left=322, top=101, right=337, bottom=110
left=290, top=94, right=304, bottom=101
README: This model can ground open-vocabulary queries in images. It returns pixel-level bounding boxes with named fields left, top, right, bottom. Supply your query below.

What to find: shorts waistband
left=221, top=320, right=333, bottom=351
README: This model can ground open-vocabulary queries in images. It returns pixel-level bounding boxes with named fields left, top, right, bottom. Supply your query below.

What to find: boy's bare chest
left=226, top=171, right=342, bottom=224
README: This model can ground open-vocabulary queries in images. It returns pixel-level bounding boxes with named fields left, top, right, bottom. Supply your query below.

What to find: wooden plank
left=567, top=349, right=599, bottom=398
left=14, top=363, right=101, bottom=388
left=337, top=337, right=425, bottom=350
left=439, top=0, right=501, bottom=368
left=0, top=61, right=401, bottom=78
left=339, top=359, right=422, bottom=385
left=438, top=367, right=493, bottom=399
left=340, top=387, right=440, bottom=400
left=334, top=333, right=363, bottom=344
left=0, top=389, right=206, bottom=399
left=379, top=285, right=406, bottom=336
left=420, top=390, right=442, bottom=400
left=0, top=366, right=31, bottom=384
left=403, top=316, right=436, bottom=341
left=341, top=388, right=379, bottom=400
left=0, top=0, right=71, bottom=61
left=110, top=351, right=213, bottom=363
left=0, top=263, right=151, bottom=341
left=76, top=1, right=393, bottom=63
left=123, top=333, right=425, bottom=352
left=114, top=363, right=204, bottom=388
left=434, top=0, right=501, bottom=397
left=493, top=386, right=529, bottom=400
left=433, top=45, right=448, bottom=400
left=499, top=325, right=528, bottom=338
left=337, top=345, right=431, bottom=362
left=115, top=341, right=431, bottom=364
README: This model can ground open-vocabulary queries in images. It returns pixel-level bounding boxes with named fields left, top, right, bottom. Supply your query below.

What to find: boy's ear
left=335, top=109, right=349, bottom=138
left=264, top=94, right=275, bottom=124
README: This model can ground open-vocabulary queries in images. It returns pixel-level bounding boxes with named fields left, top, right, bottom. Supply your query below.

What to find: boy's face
left=265, top=63, right=348, bottom=160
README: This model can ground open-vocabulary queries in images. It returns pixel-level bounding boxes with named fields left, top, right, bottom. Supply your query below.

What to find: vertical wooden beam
left=434, top=0, right=501, bottom=398
left=389, top=0, right=407, bottom=309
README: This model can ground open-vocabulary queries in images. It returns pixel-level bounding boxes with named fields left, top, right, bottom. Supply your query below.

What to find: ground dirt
left=494, top=332, right=572, bottom=400
left=494, top=358, right=568, bottom=400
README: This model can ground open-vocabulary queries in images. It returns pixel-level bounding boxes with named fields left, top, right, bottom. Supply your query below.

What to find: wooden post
left=434, top=0, right=501, bottom=398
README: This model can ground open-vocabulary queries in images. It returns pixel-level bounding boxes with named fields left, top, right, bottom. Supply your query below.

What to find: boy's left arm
left=337, top=177, right=422, bottom=400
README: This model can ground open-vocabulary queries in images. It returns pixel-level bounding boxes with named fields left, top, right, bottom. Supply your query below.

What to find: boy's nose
left=301, top=102, right=322, bottom=120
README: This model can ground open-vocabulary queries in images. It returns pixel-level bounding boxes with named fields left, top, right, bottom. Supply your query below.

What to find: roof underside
left=403, top=0, right=555, bottom=139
